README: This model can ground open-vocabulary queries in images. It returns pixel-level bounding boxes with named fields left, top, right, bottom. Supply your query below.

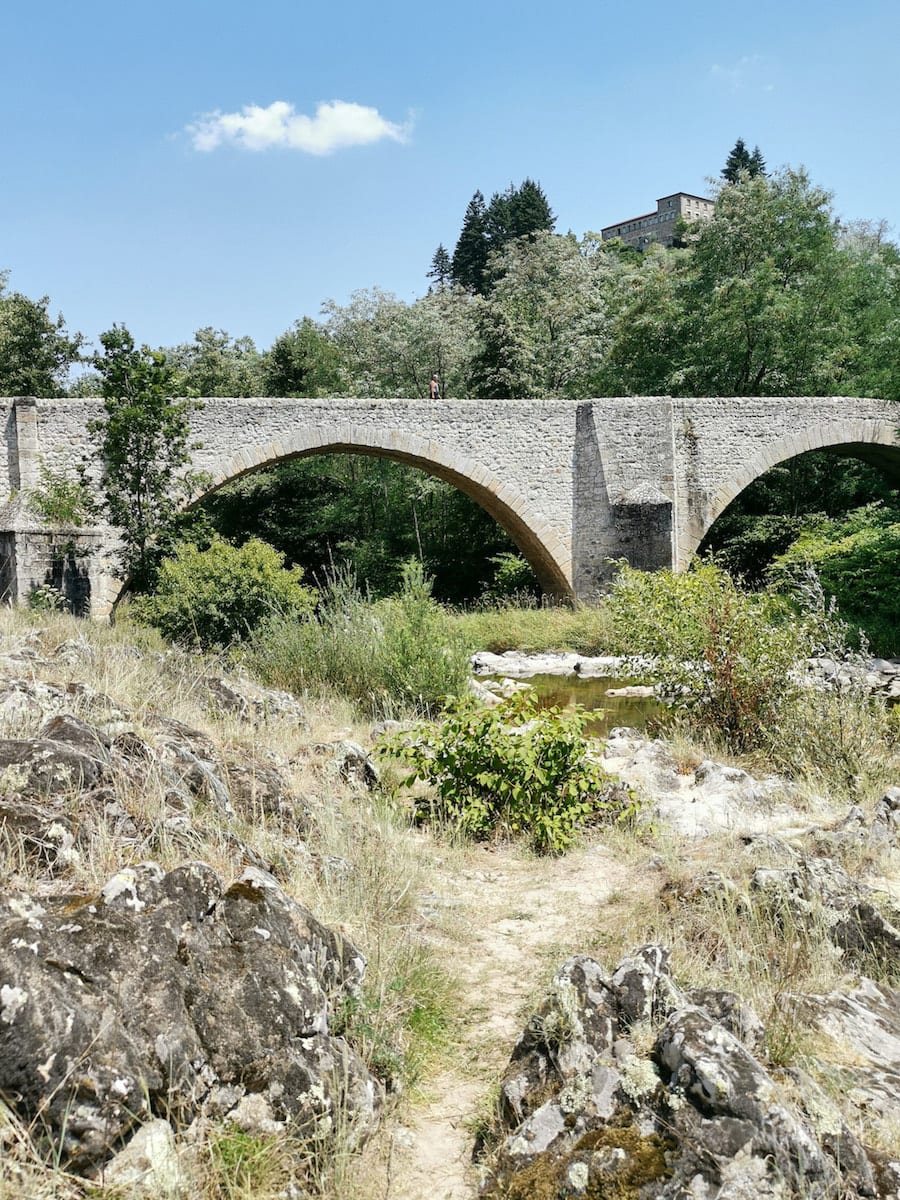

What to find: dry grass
left=0, top=608, right=460, bottom=1199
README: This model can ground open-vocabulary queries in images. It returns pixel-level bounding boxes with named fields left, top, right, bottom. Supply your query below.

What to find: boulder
left=0, top=862, right=380, bottom=1172
left=485, top=946, right=898, bottom=1200
left=201, top=675, right=309, bottom=730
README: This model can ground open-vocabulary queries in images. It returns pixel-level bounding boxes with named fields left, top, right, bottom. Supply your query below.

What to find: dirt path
left=376, top=839, right=638, bottom=1200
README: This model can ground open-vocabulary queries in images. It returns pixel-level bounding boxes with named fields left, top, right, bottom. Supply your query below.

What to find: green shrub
left=380, top=691, right=636, bottom=854
left=606, top=562, right=815, bottom=750
left=481, top=552, right=541, bottom=603
left=246, top=561, right=471, bottom=718
left=134, top=537, right=316, bottom=649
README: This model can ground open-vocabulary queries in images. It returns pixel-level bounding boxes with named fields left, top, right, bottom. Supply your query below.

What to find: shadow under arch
left=682, top=418, right=900, bottom=565
left=190, top=424, right=575, bottom=599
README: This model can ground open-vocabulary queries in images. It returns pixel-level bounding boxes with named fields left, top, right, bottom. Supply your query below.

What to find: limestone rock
left=202, top=675, right=309, bottom=730
left=751, top=855, right=900, bottom=967
left=311, top=739, right=379, bottom=788
left=0, top=862, right=379, bottom=1172
left=101, top=1119, right=186, bottom=1198
left=485, top=946, right=899, bottom=1200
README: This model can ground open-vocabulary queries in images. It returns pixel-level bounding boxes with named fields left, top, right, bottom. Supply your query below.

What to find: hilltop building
left=601, top=192, right=714, bottom=250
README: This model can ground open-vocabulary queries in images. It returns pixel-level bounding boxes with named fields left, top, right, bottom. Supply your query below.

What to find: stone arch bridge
left=1, top=395, right=897, bottom=614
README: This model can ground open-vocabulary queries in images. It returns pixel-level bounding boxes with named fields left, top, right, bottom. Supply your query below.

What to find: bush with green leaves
left=606, top=562, right=819, bottom=750
left=133, top=537, right=316, bottom=649
left=380, top=691, right=635, bottom=854
left=246, top=561, right=471, bottom=718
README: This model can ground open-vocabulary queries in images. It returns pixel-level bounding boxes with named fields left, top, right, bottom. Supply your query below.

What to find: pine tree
left=723, top=138, right=766, bottom=183
left=507, top=178, right=556, bottom=240
left=451, top=192, right=489, bottom=293
left=427, top=244, right=452, bottom=290
left=485, top=180, right=555, bottom=249
left=749, top=145, right=767, bottom=177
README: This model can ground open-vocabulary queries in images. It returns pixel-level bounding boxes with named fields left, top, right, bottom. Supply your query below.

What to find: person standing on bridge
left=429, top=373, right=440, bottom=400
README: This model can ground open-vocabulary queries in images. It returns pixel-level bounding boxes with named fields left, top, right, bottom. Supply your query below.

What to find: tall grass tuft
left=245, top=561, right=471, bottom=719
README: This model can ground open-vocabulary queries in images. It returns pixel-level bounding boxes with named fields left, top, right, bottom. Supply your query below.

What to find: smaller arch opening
left=699, top=445, right=900, bottom=653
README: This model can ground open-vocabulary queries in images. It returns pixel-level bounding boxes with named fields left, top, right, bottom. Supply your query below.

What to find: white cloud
left=710, top=55, right=775, bottom=93
left=187, top=99, right=411, bottom=155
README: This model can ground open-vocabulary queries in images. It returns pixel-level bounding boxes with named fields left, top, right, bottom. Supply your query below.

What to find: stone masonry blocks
left=1, top=395, right=898, bottom=609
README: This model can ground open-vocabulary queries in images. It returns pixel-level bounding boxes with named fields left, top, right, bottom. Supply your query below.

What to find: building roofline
left=600, top=209, right=657, bottom=233
left=657, top=192, right=711, bottom=203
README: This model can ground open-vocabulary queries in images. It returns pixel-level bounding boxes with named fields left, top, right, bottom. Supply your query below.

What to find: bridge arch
left=191, top=423, right=574, bottom=598
left=682, top=417, right=900, bottom=565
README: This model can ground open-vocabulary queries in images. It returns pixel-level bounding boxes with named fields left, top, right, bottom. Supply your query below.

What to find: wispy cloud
left=186, top=99, right=411, bottom=155
left=710, top=55, right=775, bottom=93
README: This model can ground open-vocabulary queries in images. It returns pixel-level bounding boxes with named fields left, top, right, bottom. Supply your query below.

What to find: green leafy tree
left=472, top=232, right=616, bottom=398
left=427, top=244, right=452, bottom=290
left=90, top=324, right=204, bottom=589
left=451, top=191, right=489, bottom=294
left=322, top=287, right=478, bottom=398
left=262, top=317, right=342, bottom=397
left=0, top=272, right=83, bottom=395
left=166, top=327, right=264, bottom=396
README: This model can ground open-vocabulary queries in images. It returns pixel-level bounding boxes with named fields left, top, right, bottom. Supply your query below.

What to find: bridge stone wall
left=0, top=394, right=897, bottom=614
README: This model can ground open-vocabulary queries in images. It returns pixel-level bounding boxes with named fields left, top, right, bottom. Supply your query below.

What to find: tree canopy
left=0, top=272, right=83, bottom=396
left=451, top=180, right=556, bottom=294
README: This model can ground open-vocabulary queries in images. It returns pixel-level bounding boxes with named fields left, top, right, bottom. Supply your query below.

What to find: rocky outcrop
left=0, top=862, right=381, bottom=1174
left=602, top=728, right=812, bottom=839
left=484, top=946, right=900, bottom=1199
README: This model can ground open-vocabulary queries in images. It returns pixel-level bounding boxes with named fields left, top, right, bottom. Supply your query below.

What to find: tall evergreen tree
left=722, top=138, right=766, bottom=182
left=506, top=178, right=556, bottom=240
left=451, top=191, right=489, bottom=293
left=485, top=180, right=555, bottom=249
left=427, top=244, right=452, bottom=290
left=749, top=144, right=767, bottom=177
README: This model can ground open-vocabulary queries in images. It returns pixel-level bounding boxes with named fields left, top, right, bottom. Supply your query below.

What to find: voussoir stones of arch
left=0, top=861, right=380, bottom=1173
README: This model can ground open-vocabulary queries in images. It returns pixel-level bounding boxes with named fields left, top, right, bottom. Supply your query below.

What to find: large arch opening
left=182, top=430, right=574, bottom=603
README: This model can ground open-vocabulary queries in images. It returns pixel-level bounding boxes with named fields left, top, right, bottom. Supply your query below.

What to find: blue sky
left=3, top=0, right=899, bottom=352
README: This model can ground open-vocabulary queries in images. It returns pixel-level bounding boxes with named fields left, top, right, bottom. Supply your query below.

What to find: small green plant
left=206, top=1125, right=287, bottom=1198
left=133, top=537, right=316, bottom=649
left=28, top=463, right=97, bottom=527
left=380, top=691, right=637, bottom=854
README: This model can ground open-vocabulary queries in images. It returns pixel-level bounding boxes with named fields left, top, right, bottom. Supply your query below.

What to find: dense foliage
left=607, top=563, right=816, bottom=750
left=381, top=691, right=631, bottom=854
left=0, top=271, right=83, bottom=395
left=133, top=537, right=316, bottom=649
left=768, top=504, right=900, bottom=654
left=189, top=454, right=522, bottom=603
left=701, top=452, right=900, bottom=583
